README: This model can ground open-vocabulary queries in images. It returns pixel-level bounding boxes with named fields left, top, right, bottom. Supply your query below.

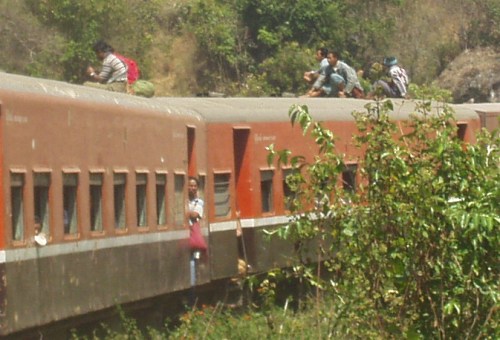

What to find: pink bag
left=189, top=221, right=208, bottom=251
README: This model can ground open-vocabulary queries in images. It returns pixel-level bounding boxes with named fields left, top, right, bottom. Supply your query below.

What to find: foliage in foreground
left=266, top=99, right=499, bottom=338
left=73, top=100, right=498, bottom=339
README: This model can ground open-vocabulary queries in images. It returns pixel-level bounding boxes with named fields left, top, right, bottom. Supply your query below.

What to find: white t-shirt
left=188, top=197, right=204, bottom=225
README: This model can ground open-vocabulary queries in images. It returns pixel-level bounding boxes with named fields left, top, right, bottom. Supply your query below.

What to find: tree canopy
left=1, top=0, right=499, bottom=97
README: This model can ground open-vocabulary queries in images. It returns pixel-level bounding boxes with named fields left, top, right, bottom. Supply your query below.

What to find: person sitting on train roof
left=303, top=47, right=329, bottom=84
left=369, top=56, right=409, bottom=99
left=84, top=40, right=128, bottom=93
left=304, top=50, right=364, bottom=98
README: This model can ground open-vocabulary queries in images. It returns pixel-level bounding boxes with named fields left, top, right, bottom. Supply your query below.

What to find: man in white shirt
left=187, top=177, right=204, bottom=226
left=303, top=47, right=329, bottom=84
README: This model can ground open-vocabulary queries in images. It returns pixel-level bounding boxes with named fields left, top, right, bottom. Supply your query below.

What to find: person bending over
left=84, top=40, right=128, bottom=93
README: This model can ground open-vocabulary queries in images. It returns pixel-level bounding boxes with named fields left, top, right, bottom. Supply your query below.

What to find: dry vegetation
left=0, top=0, right=498, bottom=101
left=150, top=32, right=200, bottom=96
left=0, top=2, right=63, bottom=76
left=142, top=0, right=497, bottom=98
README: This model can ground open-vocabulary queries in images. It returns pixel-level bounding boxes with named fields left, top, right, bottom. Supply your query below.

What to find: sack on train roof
left=131, top=80, right=155, bottom=98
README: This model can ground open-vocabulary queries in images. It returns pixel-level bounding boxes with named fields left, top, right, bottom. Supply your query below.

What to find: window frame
left=33, top=170, right=52, bottom=238
left=136, top=171, right=149, bottom=228
left=213, top=171, right=231, bottom=219
left=342, top=163, right=358, bottom=194
left=173, top=172, right=185, bottom=227
left=62, top=170, right=80, bottom=237
left=155, top=171, right=168, bottom=228
left=10, top=170, right=26, bottom=243
left=89, top=170, right=105, bottom=234
left=260, top=168, right=275, bottom=214
left=113, top=170, right=128, bottom=231
left=282, top=167, right=297, bottom=212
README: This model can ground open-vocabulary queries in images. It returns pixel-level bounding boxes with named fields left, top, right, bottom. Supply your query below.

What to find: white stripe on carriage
left=1, top=229, right=189, bottom=263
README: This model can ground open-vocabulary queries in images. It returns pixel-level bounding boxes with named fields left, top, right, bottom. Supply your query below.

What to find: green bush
left=241, top=42, right=311, bottom=96
left=268, top=99, right=499, bottom=338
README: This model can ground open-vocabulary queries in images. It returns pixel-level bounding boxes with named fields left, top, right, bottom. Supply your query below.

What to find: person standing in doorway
left=187, top=177, right=204, bottom=227
left=187, top=176, right=205, bottom=305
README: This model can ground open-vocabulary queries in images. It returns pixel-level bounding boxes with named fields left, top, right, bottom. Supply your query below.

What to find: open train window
left=198, top=174, right=206, bottom=203
left=63, top=173, right=79, bottom=235
left=156, top=173, right=167, bottom=226
left=260, top=170, right=274, bottom=213
left=89, top=172, right=103, bottom=232
left=214, top=173, right=231, bottom=218
left=174, top=174, right=185, bottom=227
left=114, top=173, right=127, bottom=229
left=34, top=172, right=51, bottom=236
left=136, top=172, right=148, bottom=227
left=342, top=164, right=358, bottom=194
left=457, top=123, right=467, bottom=141
left=282, top=168, right=297, bottom=211
left=10, top=172, right=25, bottom=241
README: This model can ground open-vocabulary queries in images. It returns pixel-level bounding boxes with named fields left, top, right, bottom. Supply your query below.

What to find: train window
left=114, top=173, right=127, bottom=229
left=198, top=174, right=206, bottom=203
left=282, top=168, right=297, bottom=211
left=63, top=173, right=78, bottom=235
left=214, top=173, right=231, bottom=218
left=10, top=173, right=25, bottom=241
left=136, top=173, right=148, bottom=227
left=342, top=164, right=358, bottom=193
left=174, top=174, right=185, bottom=226
left=89, top=173, right=103, bottom=232
left=156, top=173, right=167, bottom=226
left=34, top=172, right=51, bottom=236
left=457, top=123, right=467, bottom=141
left=260, top=170, right=274, bottom=213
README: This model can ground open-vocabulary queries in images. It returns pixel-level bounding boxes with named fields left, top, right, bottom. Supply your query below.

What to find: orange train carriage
left=0, top=71, right=492, bottom=336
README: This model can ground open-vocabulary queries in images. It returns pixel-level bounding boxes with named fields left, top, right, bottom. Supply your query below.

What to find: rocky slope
left=435, top=47, right=500, bottom=103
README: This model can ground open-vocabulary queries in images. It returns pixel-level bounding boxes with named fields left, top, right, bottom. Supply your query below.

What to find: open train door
left=232, top=127, right=257, bottom=271
left=0, top=102, right=4, bottom=250
left=233, top=127, right=253, bottom=216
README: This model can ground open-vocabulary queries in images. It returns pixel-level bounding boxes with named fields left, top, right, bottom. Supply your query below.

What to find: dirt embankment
left=435, top=47, right=500, bottom=103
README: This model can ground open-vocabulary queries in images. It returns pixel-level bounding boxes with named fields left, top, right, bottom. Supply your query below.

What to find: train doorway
left=233, top=128, right=252, bottom=217
left=187, top=126, right=196, bottom=177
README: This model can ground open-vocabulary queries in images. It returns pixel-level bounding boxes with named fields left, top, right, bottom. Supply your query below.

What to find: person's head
left=315, top=47, right=328, bottom=61
left=327, top=51, right=341, bottom=66
left=188, top=177, right=199, bottom=199
left=383, top=56, right=398, bottom=68
left=92, top=40, right=113, bottom=60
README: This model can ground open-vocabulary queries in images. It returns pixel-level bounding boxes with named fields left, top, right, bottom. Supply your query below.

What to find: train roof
left=155, top=97, right=480, bottom=123
left=460, top=103, right=500, bottom=114
left=0, top=71, right=481, bottom=123
left=0, top=71, right=201, bottom=119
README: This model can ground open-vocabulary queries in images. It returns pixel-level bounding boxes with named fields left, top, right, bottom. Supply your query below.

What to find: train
left=0, top=71, right=497, bottom=337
